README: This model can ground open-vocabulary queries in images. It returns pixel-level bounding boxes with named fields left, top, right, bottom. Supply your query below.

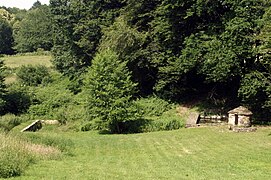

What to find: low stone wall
left=41, top=120, right=60, bottom=125
left=21, top=120, right=60, bottom=132
left=231, top=127, right=257, bottom=133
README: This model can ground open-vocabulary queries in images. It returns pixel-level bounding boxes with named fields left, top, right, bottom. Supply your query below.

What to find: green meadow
left=7, top=126, right=271, bottom=180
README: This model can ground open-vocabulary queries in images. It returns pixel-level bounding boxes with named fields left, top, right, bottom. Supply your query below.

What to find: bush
left=5, top=84, right=32, bottom=114
left=135, top=96, right=175, bottom=117
left=16, top=65, right=51, bottom=86
left=140, top=109, right=185, bottom=132
left=27, top=78, right=76, bottom=120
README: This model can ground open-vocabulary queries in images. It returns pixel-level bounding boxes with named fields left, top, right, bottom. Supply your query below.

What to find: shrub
left=135, top=96, right=175, bottom=117
left=16, top=65, right=51, bottom=86
left=142, top=110, right=185, bottom=132
left=27, top=79, right=76, bottom=120
left=5, top=84, right=32, bottom=114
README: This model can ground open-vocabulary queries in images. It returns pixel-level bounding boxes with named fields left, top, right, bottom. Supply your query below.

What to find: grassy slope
left=9, top=127, right=271, bottom=180
left=2, top=55, right=52, bottom=68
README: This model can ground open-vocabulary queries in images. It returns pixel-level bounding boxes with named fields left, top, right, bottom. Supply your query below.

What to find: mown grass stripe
left=9, top=127, right=271, bottom=180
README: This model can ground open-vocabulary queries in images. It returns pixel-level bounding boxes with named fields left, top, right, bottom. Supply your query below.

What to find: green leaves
left=238, top=71, right=271, bottom=116
left=13, top=5, right=53, bottom=53
left=16, top=65, right=51, bottom=86
left=0, top=18, right=13, bottom=54
left=84, top=50, right=139, bottom=133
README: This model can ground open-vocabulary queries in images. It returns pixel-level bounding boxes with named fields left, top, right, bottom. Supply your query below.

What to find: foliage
left=27, top=79, right=75, bottom=120
left=0, top=0, right=270, bottom=126
left=84, top=50, right=139, bottom=133
left=0, top=8, right=15, bottom=23
left=23, top=73, right=86, bottom=123
left=4, top=84, right=32, bottom=114
left=13, top=5, right=53, bottom=53
left=238, top=71, right=271, bottom=120
left=16, top=65, right=51, bottom=86
left=0, top=18, right=13, bottom=54
left=142, top=115, right=184, bottom=132
left=50, top=0, right=124, bottom=76
left=99, top=15, right=154, bottom=95
left=134, top=96, right=175, bottom=117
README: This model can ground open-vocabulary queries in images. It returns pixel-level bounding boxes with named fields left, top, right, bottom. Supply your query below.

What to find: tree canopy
left=13, top=5, right=53, bottom=53
left=0, top=18, right=13, bottom=54
left=0, top=0, right=270, bottom=121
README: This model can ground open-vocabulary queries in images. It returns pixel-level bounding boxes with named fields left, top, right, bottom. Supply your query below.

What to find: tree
left=99, top=16, right=155, bottom=96
left=84, top=50, right=138, bottom=133
left=50, top=0, right=124, bottom=76
left=0, top=18, right=13, bottom=54
left=0, top=8, right=14, bottom=22
left=31, top=1, right=42, bottom=10
left=238, top=3, right=271, bottom=120
left=13, top=5, right=53, bottom=53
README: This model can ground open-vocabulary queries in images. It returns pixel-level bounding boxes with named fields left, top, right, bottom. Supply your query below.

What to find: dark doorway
left=234, top=114, right=238, bottom=125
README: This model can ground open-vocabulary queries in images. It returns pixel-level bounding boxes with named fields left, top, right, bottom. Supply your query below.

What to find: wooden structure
left=228, top=106, right=252, bottom=127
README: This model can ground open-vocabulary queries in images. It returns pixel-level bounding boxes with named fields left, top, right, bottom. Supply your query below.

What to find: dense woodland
left=0, top=0, right=271, bottom=133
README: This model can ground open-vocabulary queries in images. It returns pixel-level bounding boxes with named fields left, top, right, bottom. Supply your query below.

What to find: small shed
left=228, top=106, right=252, bottom=127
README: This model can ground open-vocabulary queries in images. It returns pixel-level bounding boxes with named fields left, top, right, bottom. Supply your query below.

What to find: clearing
left=2, top=55, right=52, bottom=68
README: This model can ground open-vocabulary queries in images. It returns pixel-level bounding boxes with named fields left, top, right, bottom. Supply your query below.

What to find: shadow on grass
left=98, top=119, right=151, bottom=135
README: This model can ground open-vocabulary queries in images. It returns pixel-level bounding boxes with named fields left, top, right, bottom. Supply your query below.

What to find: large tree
left=13, top=5, right=53, bottom=53
left=50, top=0, right=124, bottom=76
left=84, top=50, right=138, bottom=133
left=0, top=18, right=13, bottom=54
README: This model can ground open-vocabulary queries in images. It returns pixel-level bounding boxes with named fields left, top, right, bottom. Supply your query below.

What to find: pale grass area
left=2, top=55, right=52, bottom=68
left=4, top=74, right=17, bottom=84
left=23, top=144, right=61, bottom=159
left=0, top=132, right=60, bottom=159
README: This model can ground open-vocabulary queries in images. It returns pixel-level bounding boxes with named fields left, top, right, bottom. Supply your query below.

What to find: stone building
left=228, top=106, right=252, bottom=127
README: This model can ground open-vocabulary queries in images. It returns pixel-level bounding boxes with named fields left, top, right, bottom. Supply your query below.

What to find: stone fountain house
left=228, top=106, right=252, bottom=127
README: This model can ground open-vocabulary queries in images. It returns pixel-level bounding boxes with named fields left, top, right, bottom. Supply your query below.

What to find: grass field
left=2, top=55, right=52, bottom=68
left=2, top=55, right=52, bottom=84
left=8, top=126, right=271, bottom=180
